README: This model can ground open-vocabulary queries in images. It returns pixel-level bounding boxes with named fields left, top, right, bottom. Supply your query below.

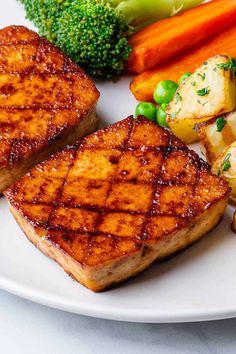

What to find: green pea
left=178, top=72, right=192, bottom=85
left=161, top=103, right=168, bottom=110
left=153, top=80, right=178, bottom=104
left=156, top=103, right=169, bottom=128
left=135, top=101, right=157, bottom=121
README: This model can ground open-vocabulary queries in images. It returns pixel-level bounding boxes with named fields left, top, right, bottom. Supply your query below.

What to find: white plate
left=1, top=0, right=236, bottom=323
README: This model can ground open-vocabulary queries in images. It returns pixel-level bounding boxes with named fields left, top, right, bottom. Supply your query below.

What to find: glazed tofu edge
left=9, top=195, right=228, bottom=292
left=0, top=108, right=98, bottom=194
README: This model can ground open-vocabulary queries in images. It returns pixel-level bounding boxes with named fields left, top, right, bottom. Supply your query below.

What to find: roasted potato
left=212, top=141, right=236, bottom=202
left=166, top=55, right=236, bottom=144
left=195, top=110, right=236, bottom=164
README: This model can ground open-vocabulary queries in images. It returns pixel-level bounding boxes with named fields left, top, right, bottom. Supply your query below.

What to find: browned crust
left=10, top=195, right=228, bottom=292
left=0, top=25, right=100, bottom=191
left=0, top=109, right=98, bottom=193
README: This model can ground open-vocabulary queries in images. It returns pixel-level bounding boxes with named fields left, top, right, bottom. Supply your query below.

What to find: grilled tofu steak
left=0, top=25, right=99, bottom=193
left=5, top=116, right=230, bottom=292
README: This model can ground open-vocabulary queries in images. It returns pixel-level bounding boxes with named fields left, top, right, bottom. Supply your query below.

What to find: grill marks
left=0, top=25, right=99, bottom=170
left=5, top=116, right=230, bottom=267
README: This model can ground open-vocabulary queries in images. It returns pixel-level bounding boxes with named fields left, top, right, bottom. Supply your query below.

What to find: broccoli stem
left=113, top=0, right=204, bottom=31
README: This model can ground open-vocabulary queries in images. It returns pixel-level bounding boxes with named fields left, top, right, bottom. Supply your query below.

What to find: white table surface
left=1, top=288, right=236, bottom=354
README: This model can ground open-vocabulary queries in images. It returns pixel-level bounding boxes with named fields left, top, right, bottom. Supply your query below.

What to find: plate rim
left=1, top=276, right=236, bottom=323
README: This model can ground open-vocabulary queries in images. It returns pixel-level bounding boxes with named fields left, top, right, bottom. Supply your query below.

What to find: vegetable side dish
left=19, top=0, right=203, bottom=78
left=130, top=0, right=236, bottom=101
left=166, top=55, right=236, bottom=144
left=128, top=0, right=236, bottom=73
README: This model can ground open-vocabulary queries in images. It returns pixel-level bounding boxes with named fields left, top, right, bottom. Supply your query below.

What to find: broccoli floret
left=20, top=0, right=204, bottom=78
left=20, top=0, right=132, bottom=78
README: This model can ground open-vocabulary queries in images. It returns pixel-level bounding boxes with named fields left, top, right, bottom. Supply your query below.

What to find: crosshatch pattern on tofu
left=0, top=26, right=99, bottom=168
left=5, top=116, right=230, bottom=266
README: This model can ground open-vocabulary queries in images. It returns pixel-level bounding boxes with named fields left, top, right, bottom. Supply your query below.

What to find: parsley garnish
left=222, top=153, right=231, bottom=172
left=197, top=87, right=210, bottom=96
left=216, top=117, right=226, bottom=132
left=171, top=108, right=181, bottom=120
left=175, top=92, right=182, bottom=103
left=198, top=72, right=206, bottom=80
left=171, top=112, right=177, bottom=120
left=191, top=81, right=196, bottom=86
left=176, top=108, right=181, bottom=115
left=216, top=56, right=236, bottom=75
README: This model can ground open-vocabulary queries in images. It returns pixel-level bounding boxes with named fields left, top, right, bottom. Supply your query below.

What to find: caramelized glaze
left=5, top=116, right=230, bottom=271
left=0, top=25, right=99, bottom=175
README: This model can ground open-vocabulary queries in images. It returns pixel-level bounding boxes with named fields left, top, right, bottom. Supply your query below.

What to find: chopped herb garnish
left=218, top=152, right=231, bottom=174
left=171, top=112, right=177, bottom=120
left=197, top=87, right=210, bottom=96
left=222, top=152, right=231, bottom=172
left=197, top=99, right=201, bottom=104
left=223, top=160, right=231, bottom=172
left=216, top=56, right=236, bottom=75
left=203, top=61, right=208, bottom=65
left=191, top=81, right=196, bottom=86
left=175, top=92, right=182, bottom=103
left=177, top=108, right=181, bottom=115
left=171, top=108, right=181, bottom=120
left=198, top=72, right=206, bottom=80
left=202, top=101, right=208, bottom=107
left=216, top=116, right=226, bottom=132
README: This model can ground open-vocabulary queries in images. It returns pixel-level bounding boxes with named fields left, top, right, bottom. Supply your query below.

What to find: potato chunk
left=196, top=110, right=236, bottom=164
left=166, top=55, right=236, bottom=144
left=212, top=141, right=236, bottom=202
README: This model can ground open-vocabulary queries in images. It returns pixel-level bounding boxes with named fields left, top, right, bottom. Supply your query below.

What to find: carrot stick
left=130, top=24, right=236, bottom=102
left=127, top=0, right=236, bottom=74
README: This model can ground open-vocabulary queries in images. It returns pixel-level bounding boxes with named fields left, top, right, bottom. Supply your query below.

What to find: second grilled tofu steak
left=0, top=25, right=100, bottom=193
left=5, top=116, right=230, bottom=291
